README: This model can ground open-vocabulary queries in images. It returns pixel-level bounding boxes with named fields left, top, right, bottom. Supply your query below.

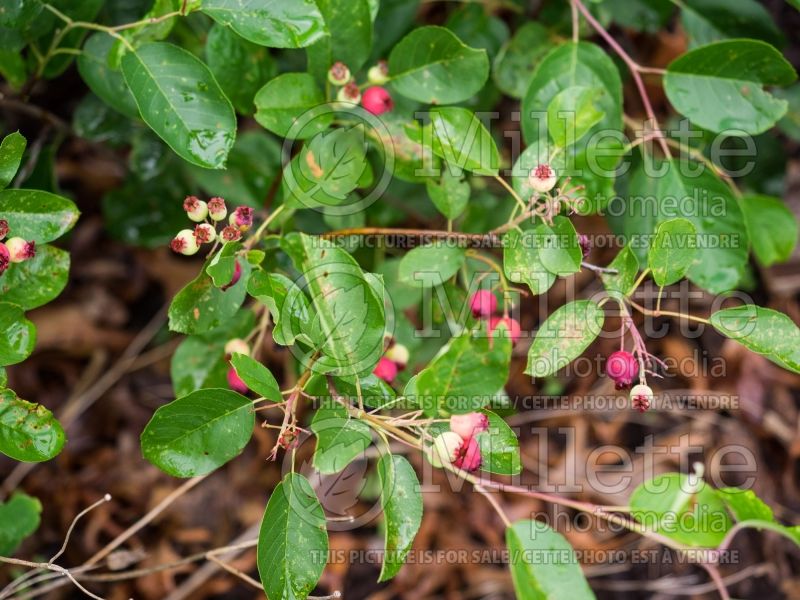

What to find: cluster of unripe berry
left=604, top=350, right=653, bottom=412
left=428, top=412, right=487, bottom=473
left=372, top=340, right=410, bottom=384
left=328, top=61, right=394, bottom=116
left=170, top=196, right=253, bottom=256
left=469, top=290, right=522, bottom=345
left=0, top=219, right=35, bottom=276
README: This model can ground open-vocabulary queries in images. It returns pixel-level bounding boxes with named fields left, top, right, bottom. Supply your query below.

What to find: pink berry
left=221, top=226, right=242, bottom=242
left=0, top=242, right=9, bottom=276
left=450, top=412, right=488, bottom=440
left=453, top=437, right=482, bottom=472
left=227, top=367, right=248, bottom=394
left=606, top=351, right=638, bottom=390
left=194, top=223, right=216, bottom=244
left=469, top=290, right=497, bottom=318
left=361, top=86, right=393, bottom=115
left=221, top=259, right=242, bottom=291
left=229, top=206, right=254, bottom=231
left=528, top=163, right=557, bottom=193
left=578, top=234, right=591, bottom=259
left=5, top=237, right=35, bottom=262
left=208, top=197, right=227, bottom=221
left=0, top=219, right=8, bottom=240
left=373, top=356, right=398, bottom=383
left=630, top=384, right=653, bottom=413
left=488, top=316, right=522, bottom=345
left=327, top=61, right=351, bottom=86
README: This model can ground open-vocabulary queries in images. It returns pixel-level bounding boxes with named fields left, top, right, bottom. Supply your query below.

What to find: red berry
left=488, top=316, right=521, bottom=345
left=469, top=290, right=497, bottom=318
left=221, top=260, right=242, bottom=291
left=0, top=219, right=8, bottom=240
left=361, top=86, right=393, bottom=115
left=227, top=367, right=248, bottom=394
left=0, top=242, right=9, bottom=276
left=606, top=351, right=638, bottom=390
left=450, top=412, right=488, bottom=440
left=453, top=437, right=482, bottom=472
left=373, top=356, right=398, bottom=383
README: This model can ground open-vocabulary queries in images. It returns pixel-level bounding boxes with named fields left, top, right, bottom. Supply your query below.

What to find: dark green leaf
left=492, top=22, right=556, bottom=99
left=0, top=302, right=35, bottom=367
left=0, top=492, right=41, bottom=556
left=378, top=454, right=423, bottom=581
left=0, top=244, right=69, bottom=310
left=306, top=0, right=373, bottom=81
left=230, top=353, right=282, bottom=402
left=444, top=4, right=509, bottom=61
left=679, top=0, right=783, bottom=48
left=141, top=388, right=254, bottom=477
left=0, top=189, right=79, bottom=243
left=0, top=131, right=26, bottom=190
left=546, top=85, right=605, bottom=149
left=426, top=163, right=470, bottom=221
left=77, top=33, right=140, bottom=120
left=602, top=0, right=674, bottom=33
left=121, top=42, right=237, bottom=169
left=0, top=388, right=65, bottom=463
left=741, top=195, right=798, bottom=266
left=310, top=398, right=372, bottom=474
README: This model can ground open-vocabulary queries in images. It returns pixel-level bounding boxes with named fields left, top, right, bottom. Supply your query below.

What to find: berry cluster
left=372, top=340, right=410, bottom=384
left=170, top=196, right=253, bottom=256
left=469, top=290, right=521, bottom=346
left=428, top=412, right=488, bottom=473
left=604, top=350, right=654, bottom=412
left=0, top=219, right=35, bottom=277
left=328, top=61, right=394, bottom=116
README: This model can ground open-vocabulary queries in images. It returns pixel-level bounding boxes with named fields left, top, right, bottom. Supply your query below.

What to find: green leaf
left=426, top=163, right=470, bottom=221
left=398, top=243, right=466, bottom=287
left=0, top=492, right=41, bottom=556
left=710, top=305, right=800, bottom=374
left=200, top=0, right=327, bottom=48
left=205, top=23, right=276, bottom=115
left=310, top=398, right=372, bottom=474
left=0, top=245, right=69, bottom=310
left=141, top=388, right=254, bottom=477
left=526, top=300, right=604, bottom=378
left=506, top=520, right=595, bottom=600
left=77, top=33, right=141, bottom=120
left=206, top=241, right=241, bottom=287
left=601, top=245, right=639, bottom=297
left=170, top=310, right=256, bottom=396
left=477, top=410, right=521, bottom=475
left=716, top=487, right=800, bottom=547
left=280, top=233, right=385, bottom=376
left=121, top=42, right=237, bottom=169
left=493, top=22, right=556, bottom=99
left=0, top=302, right=35, bottom=367
left=168, top=260, right=252, bottom=335
left=656, top=160, right=748, bottom=294
left=649, top=218, right=697, bottom=287
left=546, top=86, right=605, bottom=149
left=679, top=0, right=783, bottom=48
left=254, top=72, right=332, bottom=139
left=428, top=107, right=499, bottom=176
left=776, top=83, right=800, bottom=141
left=630, top=472, right=733, bottom=547
left=257, top=473, right=329, bottom=600
left=0, top=189, right=79, bottom=243
left=0, top=131, right=26, bottom=190
left=444, top=3, right=508, bottom=61
left=538, top=216, right=582, bottom=276
left=664, top=40, right=797, bottom=135
left=230, top=353, right=282, bottom=402
left=307, top=0, right=373, bottom=82
left=0, top=367, right=6, bottom=388
left=0, top=388, right=65, bottom=463
left=388, top=26, right=489, bottom=104
left=414, top=331, right=512, bottom=417
left=0, top=50, right=26, bottom=90
left=247, top=270, right=316, bottom=347
left=602, top=0, right=674, bottom=33
left=741, top=195, right=798, bottom=267
left=503, top=228, right=556, bottom=296
left=378, top=454, right=423, bottom=582
left=308, top=373, right=398, bottom=409
left=283, top=126, right=369, bottom=210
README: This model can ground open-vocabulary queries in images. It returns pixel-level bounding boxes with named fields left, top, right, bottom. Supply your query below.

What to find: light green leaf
left=477, top=411, right=521, bottom=476
left=741, top=195, right=798, bottom=266
left=428, top=107, right=499, bottom=176
left=538, top=217, right=582, bottom=276
left=546, top=86, right=605, bottom=149
left=206, top=241, right=241, bottom=287
left=649, top=218, right=697, bottom=287
left=388, top=26, right=489, bottom=104
left=506, top=520, right=595, bottom=600
left=121, top=42, right=237, bottom=169
left=200, top=0, right=327, bottom=48
left=710, top=305, right=800, bottom=374
left=0, top=131, right=26, bottom=190
left=0, top=492, right=41, bottom=556
left=601, top=245, right=639, bottom=297
left=230, top=353, right=282, bottom=402
left=415, top=331, right=512, bottom=417
left=254, top=72, right=331, bottom=139
left=0, top=245, right=69, bottom=310
left=310, top=398, right=372, bottom=474
left=378, top=454, right=423, bottom=581
left=492, top=22, right=556, bottom=99
left=716, top=487, right=800, bottom=547
left=503, top=228, right=556, bottom=296
left=0, top=189, right=79, bottom=243
left=141, top=388, right=254, bottom=477
left=526, top=300, right=604, bottom=378
left=664, top=40, right=797, bottom=135
left=257, top=473, right=329, bottom=600
left=398, top=243, right=466, bottom=287
left=630, top=472, right=733, bottom=547
left=0, top=302, right=35, bottom=367
left=247, top=270, right=316, bottom=347
left=168, top=260, right=252, bottom=335
left=0, top=388, right=65, bottom=463
left=426, top=163, right=470, bottom=221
